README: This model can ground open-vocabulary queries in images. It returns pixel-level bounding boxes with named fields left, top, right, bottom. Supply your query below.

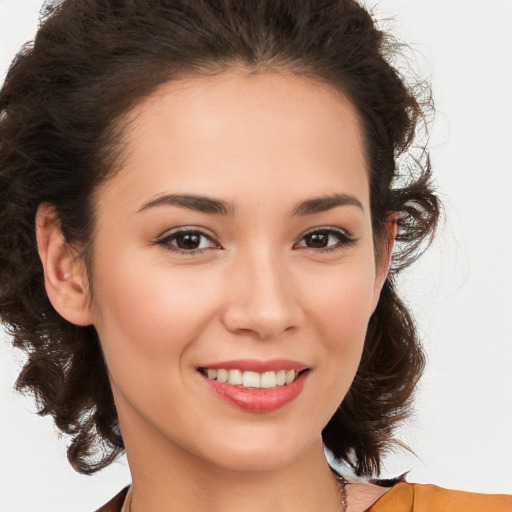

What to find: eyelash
left=155, top=228, right=220, bottom=256
left=296, top=227, right=356, bottom=253
left=155, top=226, right=356, bottom=256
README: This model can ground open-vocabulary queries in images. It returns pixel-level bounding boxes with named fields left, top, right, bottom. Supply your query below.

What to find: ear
left=35, top=204, right=94, bottom=326
left=371, top=213, right=398, bottom=310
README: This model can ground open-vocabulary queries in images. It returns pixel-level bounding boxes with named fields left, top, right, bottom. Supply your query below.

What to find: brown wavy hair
left=0, top=0, right=439, bottom=476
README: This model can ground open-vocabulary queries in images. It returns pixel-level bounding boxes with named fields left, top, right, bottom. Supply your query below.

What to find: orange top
left=96, top=482, right=512, bottom=512
left=368, top=482, right=512, bottom=512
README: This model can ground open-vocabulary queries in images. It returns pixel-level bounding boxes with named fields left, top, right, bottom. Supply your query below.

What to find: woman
left=0, top=1, right=510, bottom=511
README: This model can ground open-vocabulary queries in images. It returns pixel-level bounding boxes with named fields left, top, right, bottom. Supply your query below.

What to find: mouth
left=198, top=368, right=305, bottom=389
left=197, top=361, right=311, bottom=412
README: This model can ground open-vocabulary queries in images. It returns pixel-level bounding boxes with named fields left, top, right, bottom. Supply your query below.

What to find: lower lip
left=201, top=371, right=309, bottom=413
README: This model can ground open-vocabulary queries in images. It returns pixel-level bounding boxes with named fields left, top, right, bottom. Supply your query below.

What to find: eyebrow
left=137, top=192, right=363, bottom=216
left=292, top=193, right=364, bottom=216
left=137, top=194, right=234, bottom=216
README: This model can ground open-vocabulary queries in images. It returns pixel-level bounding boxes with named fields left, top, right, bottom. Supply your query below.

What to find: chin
left=195, top=429, right=321, bottom=473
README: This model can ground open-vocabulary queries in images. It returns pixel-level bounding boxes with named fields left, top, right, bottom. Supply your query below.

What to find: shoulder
left=345, top=481, right=392, bottom=512
left=367, top=481, right=512, bottom=512
left=94, top=486, right=129, bottom=512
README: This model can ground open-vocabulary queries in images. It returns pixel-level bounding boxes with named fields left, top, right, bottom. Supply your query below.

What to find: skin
left=36, top=71, right=394, bottom=512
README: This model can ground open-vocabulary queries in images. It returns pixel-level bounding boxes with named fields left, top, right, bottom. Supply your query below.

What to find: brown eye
left=175, top=233, right=202, bottom=250
left=296, top=227, right=355, bottom=252
left=157, top=229, right=219, bottom=254
left=304, top=231, right=330, bottom=248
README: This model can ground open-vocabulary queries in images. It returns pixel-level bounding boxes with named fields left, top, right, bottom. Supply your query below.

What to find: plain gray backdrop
left=1, top=0, right=511, bottom=510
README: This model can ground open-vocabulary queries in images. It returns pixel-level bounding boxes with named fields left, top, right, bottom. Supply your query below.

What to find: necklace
left=334, top=472, right=348, bottom=512
left=125, top=473, right=348, bottom=512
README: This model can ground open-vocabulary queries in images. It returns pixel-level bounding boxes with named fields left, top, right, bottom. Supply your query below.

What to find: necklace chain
left=126, top=473, right=348, bottom=512
left=334, top=472, right=348, bottom=512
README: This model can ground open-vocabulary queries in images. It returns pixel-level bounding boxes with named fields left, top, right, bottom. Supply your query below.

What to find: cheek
left=302, top=260, right=377, bottom=343
left=298, top=256, right=377, bottom=400
left=90, top=249, right=221, bottom=365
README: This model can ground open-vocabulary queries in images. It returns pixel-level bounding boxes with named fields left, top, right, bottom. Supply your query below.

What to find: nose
left=220, top=249, right=303, bottom=340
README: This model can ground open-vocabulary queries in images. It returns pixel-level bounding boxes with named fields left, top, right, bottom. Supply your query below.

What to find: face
left=86, top=71, right=390, bottom=473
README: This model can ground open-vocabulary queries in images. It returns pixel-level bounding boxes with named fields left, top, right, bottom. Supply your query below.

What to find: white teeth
left=204, top=368, right=300, bottom=388
left=217, top=369, right=228, bottom=383
left=242, top=371, right=261, bottom=388
left=285, top=369, right=296, bottom=385
left=228, top=369, right=243, bottom=385
left=260, top=371, right=277, bottom=389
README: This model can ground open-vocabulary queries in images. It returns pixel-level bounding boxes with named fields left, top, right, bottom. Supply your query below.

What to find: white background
left=1, top=0, right=511, bottom=510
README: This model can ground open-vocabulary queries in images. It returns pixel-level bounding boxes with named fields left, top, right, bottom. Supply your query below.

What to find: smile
left=200, top=368, right=300, bottom=389
left=198, top=360, right=310, bottom=412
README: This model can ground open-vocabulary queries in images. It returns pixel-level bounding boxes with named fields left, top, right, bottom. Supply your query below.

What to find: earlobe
left=35, top=204, right=93, bottom=326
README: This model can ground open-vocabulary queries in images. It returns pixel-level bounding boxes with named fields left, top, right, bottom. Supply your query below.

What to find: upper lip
left=198, top=359, right=309, bottom=372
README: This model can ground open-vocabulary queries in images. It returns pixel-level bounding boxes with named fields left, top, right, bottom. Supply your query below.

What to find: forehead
left=102, top=71, right=369, bottom=213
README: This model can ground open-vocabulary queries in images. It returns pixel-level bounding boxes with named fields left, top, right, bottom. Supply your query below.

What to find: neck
left=121, top=415, right=343, bottom=512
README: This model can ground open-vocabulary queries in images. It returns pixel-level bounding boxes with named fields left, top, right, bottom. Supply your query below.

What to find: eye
left=295, top=227, right=356, bottom=252
left=156, top=228, right=220, bottom=255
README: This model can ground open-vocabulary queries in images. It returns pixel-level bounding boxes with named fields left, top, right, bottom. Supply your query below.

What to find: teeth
left=260, top=371, right=276, bottom=388
left=204, top=368, right=300, bottom=389
left=228, top=369, right=243, bottom=385
left=285, top=369, right=296, bottom=385
left=242, top=371, right=260, bottom=388
left=217, top=369, right=228, bottom=383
